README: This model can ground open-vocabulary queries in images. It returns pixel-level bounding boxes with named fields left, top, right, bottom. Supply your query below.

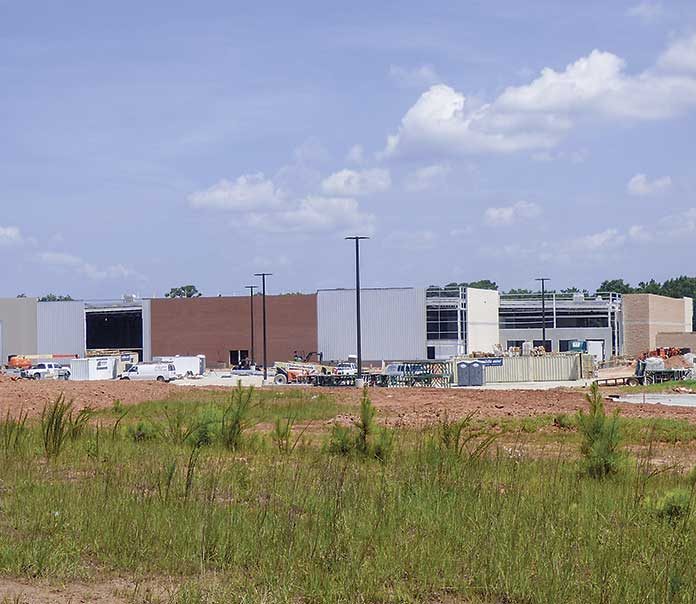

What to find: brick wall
left=655, top=332, right=696, bottom=351
left=150, top=294, right=317, bottom=367
left=623, top=294, right=692, bottom=357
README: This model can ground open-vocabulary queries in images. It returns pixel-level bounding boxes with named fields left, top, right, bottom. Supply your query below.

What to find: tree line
left=429, top=276, right=696, bottom=299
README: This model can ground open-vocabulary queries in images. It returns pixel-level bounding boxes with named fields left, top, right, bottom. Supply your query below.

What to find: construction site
left=1, top=285, right=696, bottom=411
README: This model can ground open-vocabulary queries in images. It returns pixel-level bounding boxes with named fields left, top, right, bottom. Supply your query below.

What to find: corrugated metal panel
left=141, top=299, right=152, bottom=362
left=0, top=298, right=38, bottom=359
left=37, top=301, right=85, bottom=357
left=318, top=288, right=426, bottom=361
left=484, top=355, right=582, bottom=383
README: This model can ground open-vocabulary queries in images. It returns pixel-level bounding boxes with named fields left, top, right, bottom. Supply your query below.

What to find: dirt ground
left=0, top=576, right=176, bottom=603
left=3, top=376, right=696, bottom=425
left=316, top=386, right=696, bottom=426
left=0, top=375, right=176, bottom=417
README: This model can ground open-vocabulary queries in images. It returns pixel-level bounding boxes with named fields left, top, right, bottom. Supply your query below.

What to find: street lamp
left=244, top=285, right=257, bottom=365
left=345, top=236, right=369, bottom=383
left=254, top=273, right=272, bottom=381
left=535, top=277, right=551, bottom=352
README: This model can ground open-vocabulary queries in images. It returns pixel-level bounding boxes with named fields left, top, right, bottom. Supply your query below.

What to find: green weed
left=577, top=382, right=622, bottom=478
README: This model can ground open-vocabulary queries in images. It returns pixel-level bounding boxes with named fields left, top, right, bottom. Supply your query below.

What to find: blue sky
left=2, top=0, right=696, bottom=298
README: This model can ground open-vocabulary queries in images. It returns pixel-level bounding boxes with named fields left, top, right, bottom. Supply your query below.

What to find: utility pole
left=244, top=285, right=257, bottom=365
left=345, top=236, right=369, bottom=384
left=254, top=273, right=272, bottom=381
left=535, top=277, right=551, bottom=352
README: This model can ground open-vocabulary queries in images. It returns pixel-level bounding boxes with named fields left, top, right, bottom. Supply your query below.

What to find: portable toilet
left=457, top=361, right=485, bottom=387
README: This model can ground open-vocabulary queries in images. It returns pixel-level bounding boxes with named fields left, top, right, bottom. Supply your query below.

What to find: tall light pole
left=536, top=277, right=550, bottom=351
left=254, top=273, right=272, bottom=381
left=244, top=285, right=257, bottom=365
left=345, top=236, right=369, bottom=382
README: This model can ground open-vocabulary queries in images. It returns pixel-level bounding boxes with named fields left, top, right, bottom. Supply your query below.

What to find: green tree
left=597, top=279, right=634, bottom=294
left=464, top=279, right=498, bottom=291
left=506, top=288, right=533, bottom=295
left=165, top=285, right=202, bottom=298
left=636, top=279, right=662, bottom=294
left=39, top=294, right=74, bottom=302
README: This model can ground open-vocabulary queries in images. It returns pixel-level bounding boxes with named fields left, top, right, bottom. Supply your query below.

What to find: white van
left=119, top=362, right=176, bottom=382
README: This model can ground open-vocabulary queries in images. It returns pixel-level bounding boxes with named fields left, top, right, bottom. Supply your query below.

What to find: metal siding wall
left=37, top=301, right=86, bottom=356
left=141, top=300, right=152, bottom=361
left=484, top=355, right=581, bottom=383
left=0, top=298, right=38, bottom=359
left=318, top=289, right=426, bottom=361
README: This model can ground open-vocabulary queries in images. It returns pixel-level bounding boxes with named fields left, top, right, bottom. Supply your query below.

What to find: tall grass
left=577, top=382, right=622, bottom=478
left=4, top=389, right=696, bottom=602
left=221, top=381, right=255, bottom=451
left=0, top=409, right=28, bottom=458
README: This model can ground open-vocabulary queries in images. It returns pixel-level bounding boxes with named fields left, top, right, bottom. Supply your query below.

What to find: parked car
left=22, top=362, right=70, bottom=380
left=119, top=363, right=177, bottom=382
left=335, top=362, right=358, bottom=376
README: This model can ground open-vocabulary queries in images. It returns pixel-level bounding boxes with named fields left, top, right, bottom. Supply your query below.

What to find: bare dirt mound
left=306, top=386, right=696, bottom=426
left=0, top=379, right=178, bottom=417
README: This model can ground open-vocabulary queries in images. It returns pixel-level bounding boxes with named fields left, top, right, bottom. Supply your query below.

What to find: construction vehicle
left=272, top=361, right=332, bottom=384
left=594, top=358, right=692, bottom=387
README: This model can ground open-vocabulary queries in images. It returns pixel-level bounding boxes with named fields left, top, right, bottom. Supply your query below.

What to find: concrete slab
left=612, top=393, right=696, bottom=408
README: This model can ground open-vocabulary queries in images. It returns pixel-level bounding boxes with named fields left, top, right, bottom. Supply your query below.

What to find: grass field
left=2, top=386, right=696, bottom=603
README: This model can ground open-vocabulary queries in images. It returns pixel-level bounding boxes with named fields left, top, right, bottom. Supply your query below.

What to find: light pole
left=254, top=273, right=272, bottom=381
left=345, top=236, right=369, bottom=383
left=244, top=285, right=257, bottom=365
left=535, top=277, right=550, bottom=351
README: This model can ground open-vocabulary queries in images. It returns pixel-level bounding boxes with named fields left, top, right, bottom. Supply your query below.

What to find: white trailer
left=153, top=355, right=206, bottom=378
left=69, top=357, right=118, bottom=381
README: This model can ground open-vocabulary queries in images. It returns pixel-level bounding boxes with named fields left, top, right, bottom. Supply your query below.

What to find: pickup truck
left=21, top=362, right=71, bottom=380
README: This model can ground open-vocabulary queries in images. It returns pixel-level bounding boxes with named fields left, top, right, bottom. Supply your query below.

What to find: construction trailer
left=153, top=355, right=206, bottom=377
left=69, top=357, right=119, bottom=381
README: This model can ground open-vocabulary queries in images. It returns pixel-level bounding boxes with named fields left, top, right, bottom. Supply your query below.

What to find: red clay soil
left=0, top=376, right=178, bottom=417
left=304, top=386, right=696, bottom=427
left=3, top=378, right=696, bottom=425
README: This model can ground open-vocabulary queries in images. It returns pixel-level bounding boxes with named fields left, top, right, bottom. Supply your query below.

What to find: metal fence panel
left=484, top=355, right=583, bottom=383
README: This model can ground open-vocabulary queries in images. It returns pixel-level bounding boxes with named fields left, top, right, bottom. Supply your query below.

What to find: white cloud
left=37, top=251, right=143, bottom=281
left=188, top=173, right=284, bottom=211
left=384, top=230, right=436, bottom=250
left=404, top=163, right=451, bottom=191
left=531, top=149, right=588, bottom=163
left=0, top=226, right=23, bottom=245
left=292, top=138, right=330, bottom=165
left=389, top=64, right=441, bottom=88
left=484, top=201, right=541, bottom=225
left=321, top=168, right=391, bottom=196
left=346, top=144, right=365, bottom=164
left=627, top=173, right=672, bottom=196
left=247, top=196, right=375, bottom=236
left=628, top=224, right=653, bottom=241
left=383, top=36, right=696, bottom=157
left=570, top=228, right=626, bottom=251
left=656, top=207, right=696, bottom=238
left=658, top=33, right=696, bottom=73
left=497, top=49, right=696, bottom=120
left=382, top=84, right=564, bottom=157
left=627, top=1, right=664, bottom=22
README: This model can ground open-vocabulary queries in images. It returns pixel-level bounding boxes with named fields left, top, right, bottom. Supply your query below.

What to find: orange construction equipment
left=8, top=356, right=32, bottom=369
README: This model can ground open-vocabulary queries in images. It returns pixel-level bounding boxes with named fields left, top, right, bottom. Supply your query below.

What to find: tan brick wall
left=623, top=294, right=692, bottom=357
left=655, top=332, right=696, bottom=351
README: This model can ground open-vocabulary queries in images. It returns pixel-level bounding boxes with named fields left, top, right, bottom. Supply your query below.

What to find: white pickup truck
left=21, top=362, right=71, bottom=380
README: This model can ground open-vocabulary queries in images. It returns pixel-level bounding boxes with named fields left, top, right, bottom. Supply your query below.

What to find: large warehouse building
left=0, top=288, right=692, bottom=366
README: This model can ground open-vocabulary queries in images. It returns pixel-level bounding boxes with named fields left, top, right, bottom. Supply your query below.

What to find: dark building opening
left=86, top=310, right=143, bottom=355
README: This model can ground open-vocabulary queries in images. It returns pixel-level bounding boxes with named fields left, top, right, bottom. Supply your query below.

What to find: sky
left=2, top=0, right=696, bottom=299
